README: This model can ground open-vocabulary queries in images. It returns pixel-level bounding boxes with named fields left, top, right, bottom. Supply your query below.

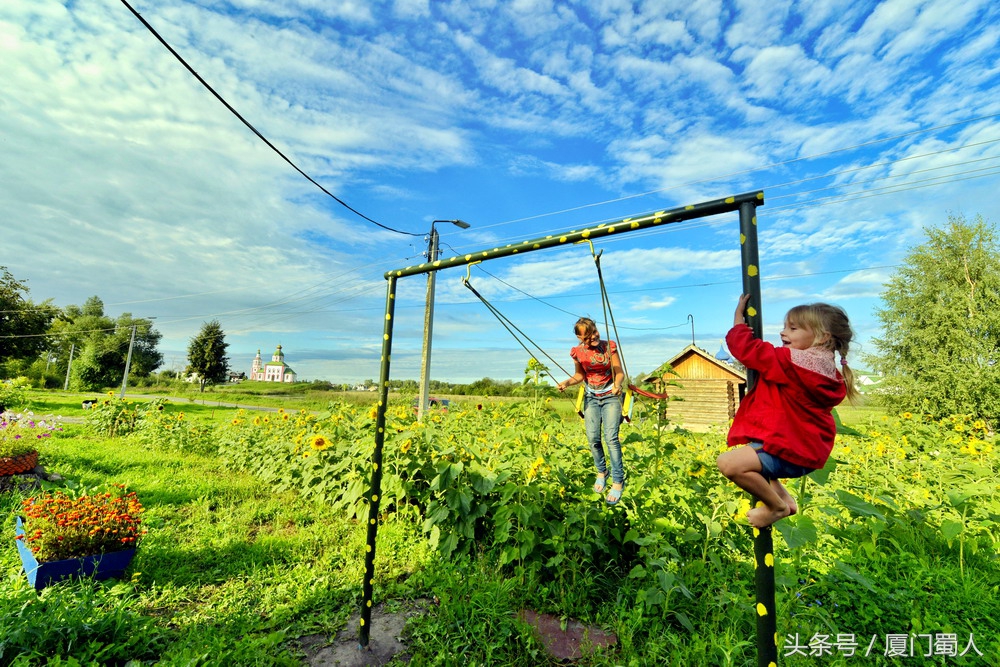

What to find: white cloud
left=3, top=0, right=997, bottom=383
left=742, top=45, right=833, bottom=104
left=632, top=295, right=678, bottom=310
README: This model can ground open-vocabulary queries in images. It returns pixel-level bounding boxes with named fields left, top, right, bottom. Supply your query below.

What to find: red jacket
left=726, top=324, right=847, bottom=470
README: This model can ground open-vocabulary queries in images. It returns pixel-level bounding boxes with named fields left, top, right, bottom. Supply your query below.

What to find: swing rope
left=589, top=247, right=630, bottom=382
left=462, top=277, right=575, bottom=379
left=585, top=243, right=671, bottom=405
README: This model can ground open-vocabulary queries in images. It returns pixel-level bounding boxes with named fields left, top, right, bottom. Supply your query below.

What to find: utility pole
left=119, top=317, right=156, bottom=398
left=417, top=219, right=470, bottom=420
left=64, top=343, right=74, bottom=391
left=120, top=324, right=137, bottom=399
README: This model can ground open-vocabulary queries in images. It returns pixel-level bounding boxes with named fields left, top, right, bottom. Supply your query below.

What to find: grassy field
left=2, top=389, right=997, bottom=666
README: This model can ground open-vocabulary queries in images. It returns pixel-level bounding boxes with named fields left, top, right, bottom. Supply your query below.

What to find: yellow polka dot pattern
left=362, top=193, right=765, bottom=650
left=385, top=192, right=764, bottom=280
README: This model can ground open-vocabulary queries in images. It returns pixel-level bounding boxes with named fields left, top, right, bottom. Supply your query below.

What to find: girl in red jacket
left=717, top=294, right=859, bottom=528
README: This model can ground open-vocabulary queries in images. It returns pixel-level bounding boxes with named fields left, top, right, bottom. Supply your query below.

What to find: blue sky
left=3, top=0, right=999, bottom=383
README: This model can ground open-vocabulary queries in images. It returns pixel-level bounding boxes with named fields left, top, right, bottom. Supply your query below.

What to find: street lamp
left=418, top=219, right=470, bottom=420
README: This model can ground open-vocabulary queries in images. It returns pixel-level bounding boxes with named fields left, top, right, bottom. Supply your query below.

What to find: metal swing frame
left=359, top=190, right=778, bottom=667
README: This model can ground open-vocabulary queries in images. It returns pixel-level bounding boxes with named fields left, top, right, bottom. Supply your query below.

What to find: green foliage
left=131, top=406, right=219, bottom=456
left=871, top=213, right=1000, bottom=425
left=55, top=298, right=162, bottom=391
left=406, top=558, right=539, bottom=665
left=84, top=395, right=165, bottom=438
left=0, top=267, right=59, bottom=367
left=186, top=320, right=230, bottom=392
left=4, top=392, right=1000, bottom=665
left=0, top=378, right=31, bottom=411
left=0, top=577, right=169, bottom=665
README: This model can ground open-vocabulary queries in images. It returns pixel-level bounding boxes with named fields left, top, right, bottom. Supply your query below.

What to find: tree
left=54, top=297, right=162, bottom=391
left=186, top=320, right=230, bottom=392
left=870, top=214, right=1000, bottom=423
left=0, top=267, right=60, bottom=372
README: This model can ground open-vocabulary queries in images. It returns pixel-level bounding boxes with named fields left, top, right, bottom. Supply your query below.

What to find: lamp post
left=418, top=219, right=470, bottom=420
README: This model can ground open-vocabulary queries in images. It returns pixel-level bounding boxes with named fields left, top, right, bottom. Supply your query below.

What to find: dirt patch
left=519, top=609, right=618, bottom=661
left=299, top=599, right=430, bottom=666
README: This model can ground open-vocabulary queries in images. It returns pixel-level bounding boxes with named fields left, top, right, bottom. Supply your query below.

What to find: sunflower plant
left=15, top=485, right=145, bottom=563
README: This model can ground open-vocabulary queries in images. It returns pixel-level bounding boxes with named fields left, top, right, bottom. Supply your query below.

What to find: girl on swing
left=556, top=317, right=626, bottom=505
left=718, top=294, right=859, bottom=528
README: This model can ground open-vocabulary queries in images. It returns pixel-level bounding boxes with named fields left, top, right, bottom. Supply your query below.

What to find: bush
left=85, top=395, right=164, bottom=438
left=0, top=377, right=31, bottom=412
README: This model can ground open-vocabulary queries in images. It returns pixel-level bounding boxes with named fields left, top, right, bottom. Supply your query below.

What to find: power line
left=119, top=0, right=420, bottom=238
left=470, top=112, right=1000, bottom=234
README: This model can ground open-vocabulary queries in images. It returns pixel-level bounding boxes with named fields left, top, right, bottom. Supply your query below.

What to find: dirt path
left=299, top=601, right=429, bottom=666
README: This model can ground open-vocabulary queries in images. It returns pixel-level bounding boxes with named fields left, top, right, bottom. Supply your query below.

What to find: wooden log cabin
left=649, top=345, right=746, bottom=430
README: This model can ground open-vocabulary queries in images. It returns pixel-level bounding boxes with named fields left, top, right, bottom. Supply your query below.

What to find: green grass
left=3, top=391, right=997, bottom=666
left=1, top=425, right=432, bottom=665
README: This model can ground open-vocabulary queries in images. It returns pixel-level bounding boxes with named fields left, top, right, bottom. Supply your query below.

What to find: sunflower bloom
left=309, top=434, right=331, bottom=451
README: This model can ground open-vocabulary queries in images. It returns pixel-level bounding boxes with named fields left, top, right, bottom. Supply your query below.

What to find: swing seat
left=628, top=384, right=669, bottom=400
left=620, top=384, right=667, bottom=424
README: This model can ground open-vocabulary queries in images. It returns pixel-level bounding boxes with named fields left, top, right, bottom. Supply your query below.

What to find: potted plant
left=0, top=414, right=60, bottom=476
left=13, top=485, right=145, bottom=590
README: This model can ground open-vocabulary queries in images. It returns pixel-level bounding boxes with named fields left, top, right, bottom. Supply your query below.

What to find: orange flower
left=18, top=488, right=144, bottom=563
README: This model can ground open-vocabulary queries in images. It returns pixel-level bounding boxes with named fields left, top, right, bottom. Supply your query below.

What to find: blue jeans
left=584, top=392, right=624, bottom=484
left=750, top=442, right=814, bottom=480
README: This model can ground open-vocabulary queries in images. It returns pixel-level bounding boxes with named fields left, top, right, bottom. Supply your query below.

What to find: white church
left=250, top=345, right=298, bottom=383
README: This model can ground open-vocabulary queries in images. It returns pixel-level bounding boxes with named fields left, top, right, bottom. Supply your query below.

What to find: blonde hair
left=785, top=303, right=860, bottom=403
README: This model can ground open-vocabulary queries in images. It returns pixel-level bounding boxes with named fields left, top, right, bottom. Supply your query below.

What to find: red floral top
left=570, top=340, right=618, bottom=392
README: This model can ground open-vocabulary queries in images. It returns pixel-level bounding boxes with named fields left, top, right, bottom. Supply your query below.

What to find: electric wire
left=469, top=112, right=1000, bottom=234
left=119, top=0, right=420, bottom=237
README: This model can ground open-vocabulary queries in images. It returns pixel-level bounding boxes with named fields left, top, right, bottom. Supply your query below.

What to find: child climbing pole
left=717, top=294, right=859, bottom=528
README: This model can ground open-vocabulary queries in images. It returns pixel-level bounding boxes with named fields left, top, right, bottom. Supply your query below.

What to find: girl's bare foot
left=772, top=483, right=798, bottom=517
left=747, top=503, right=792, bottom=528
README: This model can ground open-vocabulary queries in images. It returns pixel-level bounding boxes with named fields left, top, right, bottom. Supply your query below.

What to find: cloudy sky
left=4, top=0, right=999, bottom=383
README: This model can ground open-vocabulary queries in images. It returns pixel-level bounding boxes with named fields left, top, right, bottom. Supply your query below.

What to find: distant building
left=250, top=345, right=298, bottom=383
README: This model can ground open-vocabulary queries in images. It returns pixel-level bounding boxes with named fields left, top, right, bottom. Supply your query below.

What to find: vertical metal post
left=64, top=343, right=75, bottom=391
left=119, top=324, right=137, bottom=398
left=739, top=200, right=778, bottom=667
left=417, top=227, right=438, bottom=421
left=359, top=275, right=398, bottom=649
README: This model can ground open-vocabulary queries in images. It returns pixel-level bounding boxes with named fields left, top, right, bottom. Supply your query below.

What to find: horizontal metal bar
left=385, top=191, right=764, bottom=279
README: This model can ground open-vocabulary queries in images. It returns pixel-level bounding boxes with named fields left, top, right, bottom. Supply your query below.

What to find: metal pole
left=63, top=343, right=74, bottom=391
left=417, top=225, right=438, bottom=421
left=119, top=324, right=137, bottom=399
left=359, top=275, right=397, bottom=649
left=687, top=314, right=695, bottom=346
left=387, top=191, right=764, bottom=280
left=738, top=200, right=778, bottom=667
left=365, top=191, right=766, bottom=653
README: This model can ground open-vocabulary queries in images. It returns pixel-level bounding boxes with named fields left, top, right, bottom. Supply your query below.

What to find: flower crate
left=14, top=516, right=136, bottom=590
left=0, top=450, right=38, bottom=476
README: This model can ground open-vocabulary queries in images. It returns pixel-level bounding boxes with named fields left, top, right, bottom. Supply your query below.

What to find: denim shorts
left=750, top=442, right=815, bottom=480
